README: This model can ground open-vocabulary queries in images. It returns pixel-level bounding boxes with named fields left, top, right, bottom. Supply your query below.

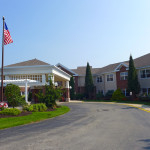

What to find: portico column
left=25, top=80, right=28, bottom=103
left=65, top=81, right=70, bottom=102
left=42, top=74, right=46, bottom=85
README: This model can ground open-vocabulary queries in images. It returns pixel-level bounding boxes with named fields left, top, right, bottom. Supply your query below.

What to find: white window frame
left=107, top=74, right=113, bottom=82
left=140, top=69, right=150, bottom=79
left=97, top=76, right=102, bottom=83
left=120, top=72, right=128, bottom=80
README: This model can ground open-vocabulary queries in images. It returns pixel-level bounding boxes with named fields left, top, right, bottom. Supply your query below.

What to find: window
left=107, top=74, right=113, bottom=81
left=97, top=76, right=102, bottom=83
left=141, top=88, right=150, bottom=95
left=140, top=69, right=150, bottom=78
left=142, top=88, right=147, bottom=95
left=120, top=72, right=128, bottom=80
left=121, top=89, right=129, bottom=96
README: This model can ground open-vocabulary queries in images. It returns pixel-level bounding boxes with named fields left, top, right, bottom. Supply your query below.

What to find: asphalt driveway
left=0, top=102, right=150, bottom=150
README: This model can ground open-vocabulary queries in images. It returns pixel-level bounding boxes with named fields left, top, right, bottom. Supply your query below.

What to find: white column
left=25, top=80, right=28, bottom=103
left=51, top=75, right=54, bottom=85
left=42, top=74, right=46, bottom=84
left=66, top=81, right=69, bottom=88
left=65, top=81, right=70, bottom=102
left=5, top=76, right=9, bottom=80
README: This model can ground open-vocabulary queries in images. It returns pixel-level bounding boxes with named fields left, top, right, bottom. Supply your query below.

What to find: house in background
left=58, top=53, right=150, bottom=97
left=0, top=59, right=71, bottom=102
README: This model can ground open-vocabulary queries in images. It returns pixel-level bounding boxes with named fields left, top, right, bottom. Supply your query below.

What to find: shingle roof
left=72, top=53, right=150, bottom=76
left=71, top=66, right=101, bottom=76
left=5, top=59, right=50, bottom=67
left=134, top=53, right=150, bottom=68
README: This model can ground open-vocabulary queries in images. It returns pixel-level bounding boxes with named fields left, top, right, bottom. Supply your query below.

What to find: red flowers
left=0, top=102, right=8, bottom=109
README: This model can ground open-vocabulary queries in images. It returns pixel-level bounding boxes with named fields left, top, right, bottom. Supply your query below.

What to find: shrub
left=0, top=108, right=21, bottom=116
left=105, top=90, right=114, bottom=98
left=75, top=93, right=84, bottom=100
left=111, top=88, right=125, bottom=101
left=5, top=84, right=23, bottom=108
left=23, top=103, right=47, bottom=112
left=96, top=92, right=104, bottom=100
left=36, top=76, right=62, bottom=108
left=139, top=96, right=150, bottom=102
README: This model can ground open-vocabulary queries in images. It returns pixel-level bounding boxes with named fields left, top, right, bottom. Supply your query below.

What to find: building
left=0, top=59, right=71, bottom=102
left=58, top=53, right=150, bottom=97
left=1, top=53, right=150, bottom=102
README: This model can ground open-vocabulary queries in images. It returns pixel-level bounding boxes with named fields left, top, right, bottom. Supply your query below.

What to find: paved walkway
left=98, top=102, right=150, bottom=113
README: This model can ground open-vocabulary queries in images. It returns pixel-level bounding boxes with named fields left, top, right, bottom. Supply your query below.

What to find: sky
left=0, top=0, right=150, bottom=69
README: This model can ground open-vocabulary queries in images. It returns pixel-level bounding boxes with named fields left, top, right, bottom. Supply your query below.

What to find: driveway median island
left=0, top=105, right=70, bottom=130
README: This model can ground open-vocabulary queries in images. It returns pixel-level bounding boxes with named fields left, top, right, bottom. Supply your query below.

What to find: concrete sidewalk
left=94, top=102, right=150, bottom=113
left=120, top=103, right=150, bottom=113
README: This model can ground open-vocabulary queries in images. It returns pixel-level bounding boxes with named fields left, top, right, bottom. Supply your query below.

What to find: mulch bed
left=0, top=111, right=32, bottom=118
left=0, top=108, right=56, bottom=118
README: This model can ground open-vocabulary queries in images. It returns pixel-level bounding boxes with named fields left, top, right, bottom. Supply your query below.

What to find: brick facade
left=116, top=66, right=128, bottom=90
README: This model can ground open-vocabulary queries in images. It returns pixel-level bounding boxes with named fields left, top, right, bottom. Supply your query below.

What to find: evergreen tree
left=69, top=76, right=75, bottom=100
left=85, top=62, right=94, bottom=99
left=127, top=55, right=140, bottom=96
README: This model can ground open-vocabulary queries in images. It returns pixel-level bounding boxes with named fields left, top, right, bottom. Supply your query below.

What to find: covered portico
left=0, top=59, right=71, bottom=102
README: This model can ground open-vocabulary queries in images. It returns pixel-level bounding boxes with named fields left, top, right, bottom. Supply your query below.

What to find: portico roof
left=5, top=59, right=50, bottom=67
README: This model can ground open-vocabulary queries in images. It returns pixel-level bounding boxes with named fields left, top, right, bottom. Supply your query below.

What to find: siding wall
left=104, top=72, right=117, bottom=94
left=138, top=68, right=150, bottom=88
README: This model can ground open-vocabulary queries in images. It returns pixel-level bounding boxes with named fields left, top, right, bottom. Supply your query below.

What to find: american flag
left=4, top=22, right=13, bottom=45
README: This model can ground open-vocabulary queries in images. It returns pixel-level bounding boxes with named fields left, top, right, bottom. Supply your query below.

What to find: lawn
left=0, top=105, right=70, bottom=130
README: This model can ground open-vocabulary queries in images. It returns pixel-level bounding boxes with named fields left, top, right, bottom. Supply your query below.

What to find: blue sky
left=0, top=0, right=150, bottom=69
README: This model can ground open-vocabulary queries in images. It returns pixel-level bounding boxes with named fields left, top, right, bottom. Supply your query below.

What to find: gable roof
left=56, top=63, right=78, bottom=76
left=72, top=53, right=150, bottom=76
left=5, top=59, right=50, bottom=67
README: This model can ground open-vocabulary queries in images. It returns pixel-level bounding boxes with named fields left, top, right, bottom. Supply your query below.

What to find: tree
left=127, top=55, right=140, bottom=97
left=5, top=84, right=23, bottom=108
left=85, top=62, right=94, bottom=99
left=69, top=76, right=75, bottom=100
left=36, top=76, right=62, bottom=108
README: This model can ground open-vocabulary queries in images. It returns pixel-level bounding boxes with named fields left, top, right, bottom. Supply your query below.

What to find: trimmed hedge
left=0, top=108, right=21, bottom=116
left=23, top=103, right=47, bottom=112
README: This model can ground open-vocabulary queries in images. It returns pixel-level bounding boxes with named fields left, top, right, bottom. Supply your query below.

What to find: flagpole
left=1, top=16, right=5, bottom=102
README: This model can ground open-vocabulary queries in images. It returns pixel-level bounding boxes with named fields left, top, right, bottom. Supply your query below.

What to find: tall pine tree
left=127, top=55, right=140, bottom=96
left=69, top=76, right=75, bottom=100
left=85, top=62, right=94, bottom=99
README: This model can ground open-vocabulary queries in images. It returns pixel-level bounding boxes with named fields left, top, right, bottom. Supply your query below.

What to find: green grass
left=0, top=105, right=70, bottom=130
left=83, top=99, right=150, bottom=106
